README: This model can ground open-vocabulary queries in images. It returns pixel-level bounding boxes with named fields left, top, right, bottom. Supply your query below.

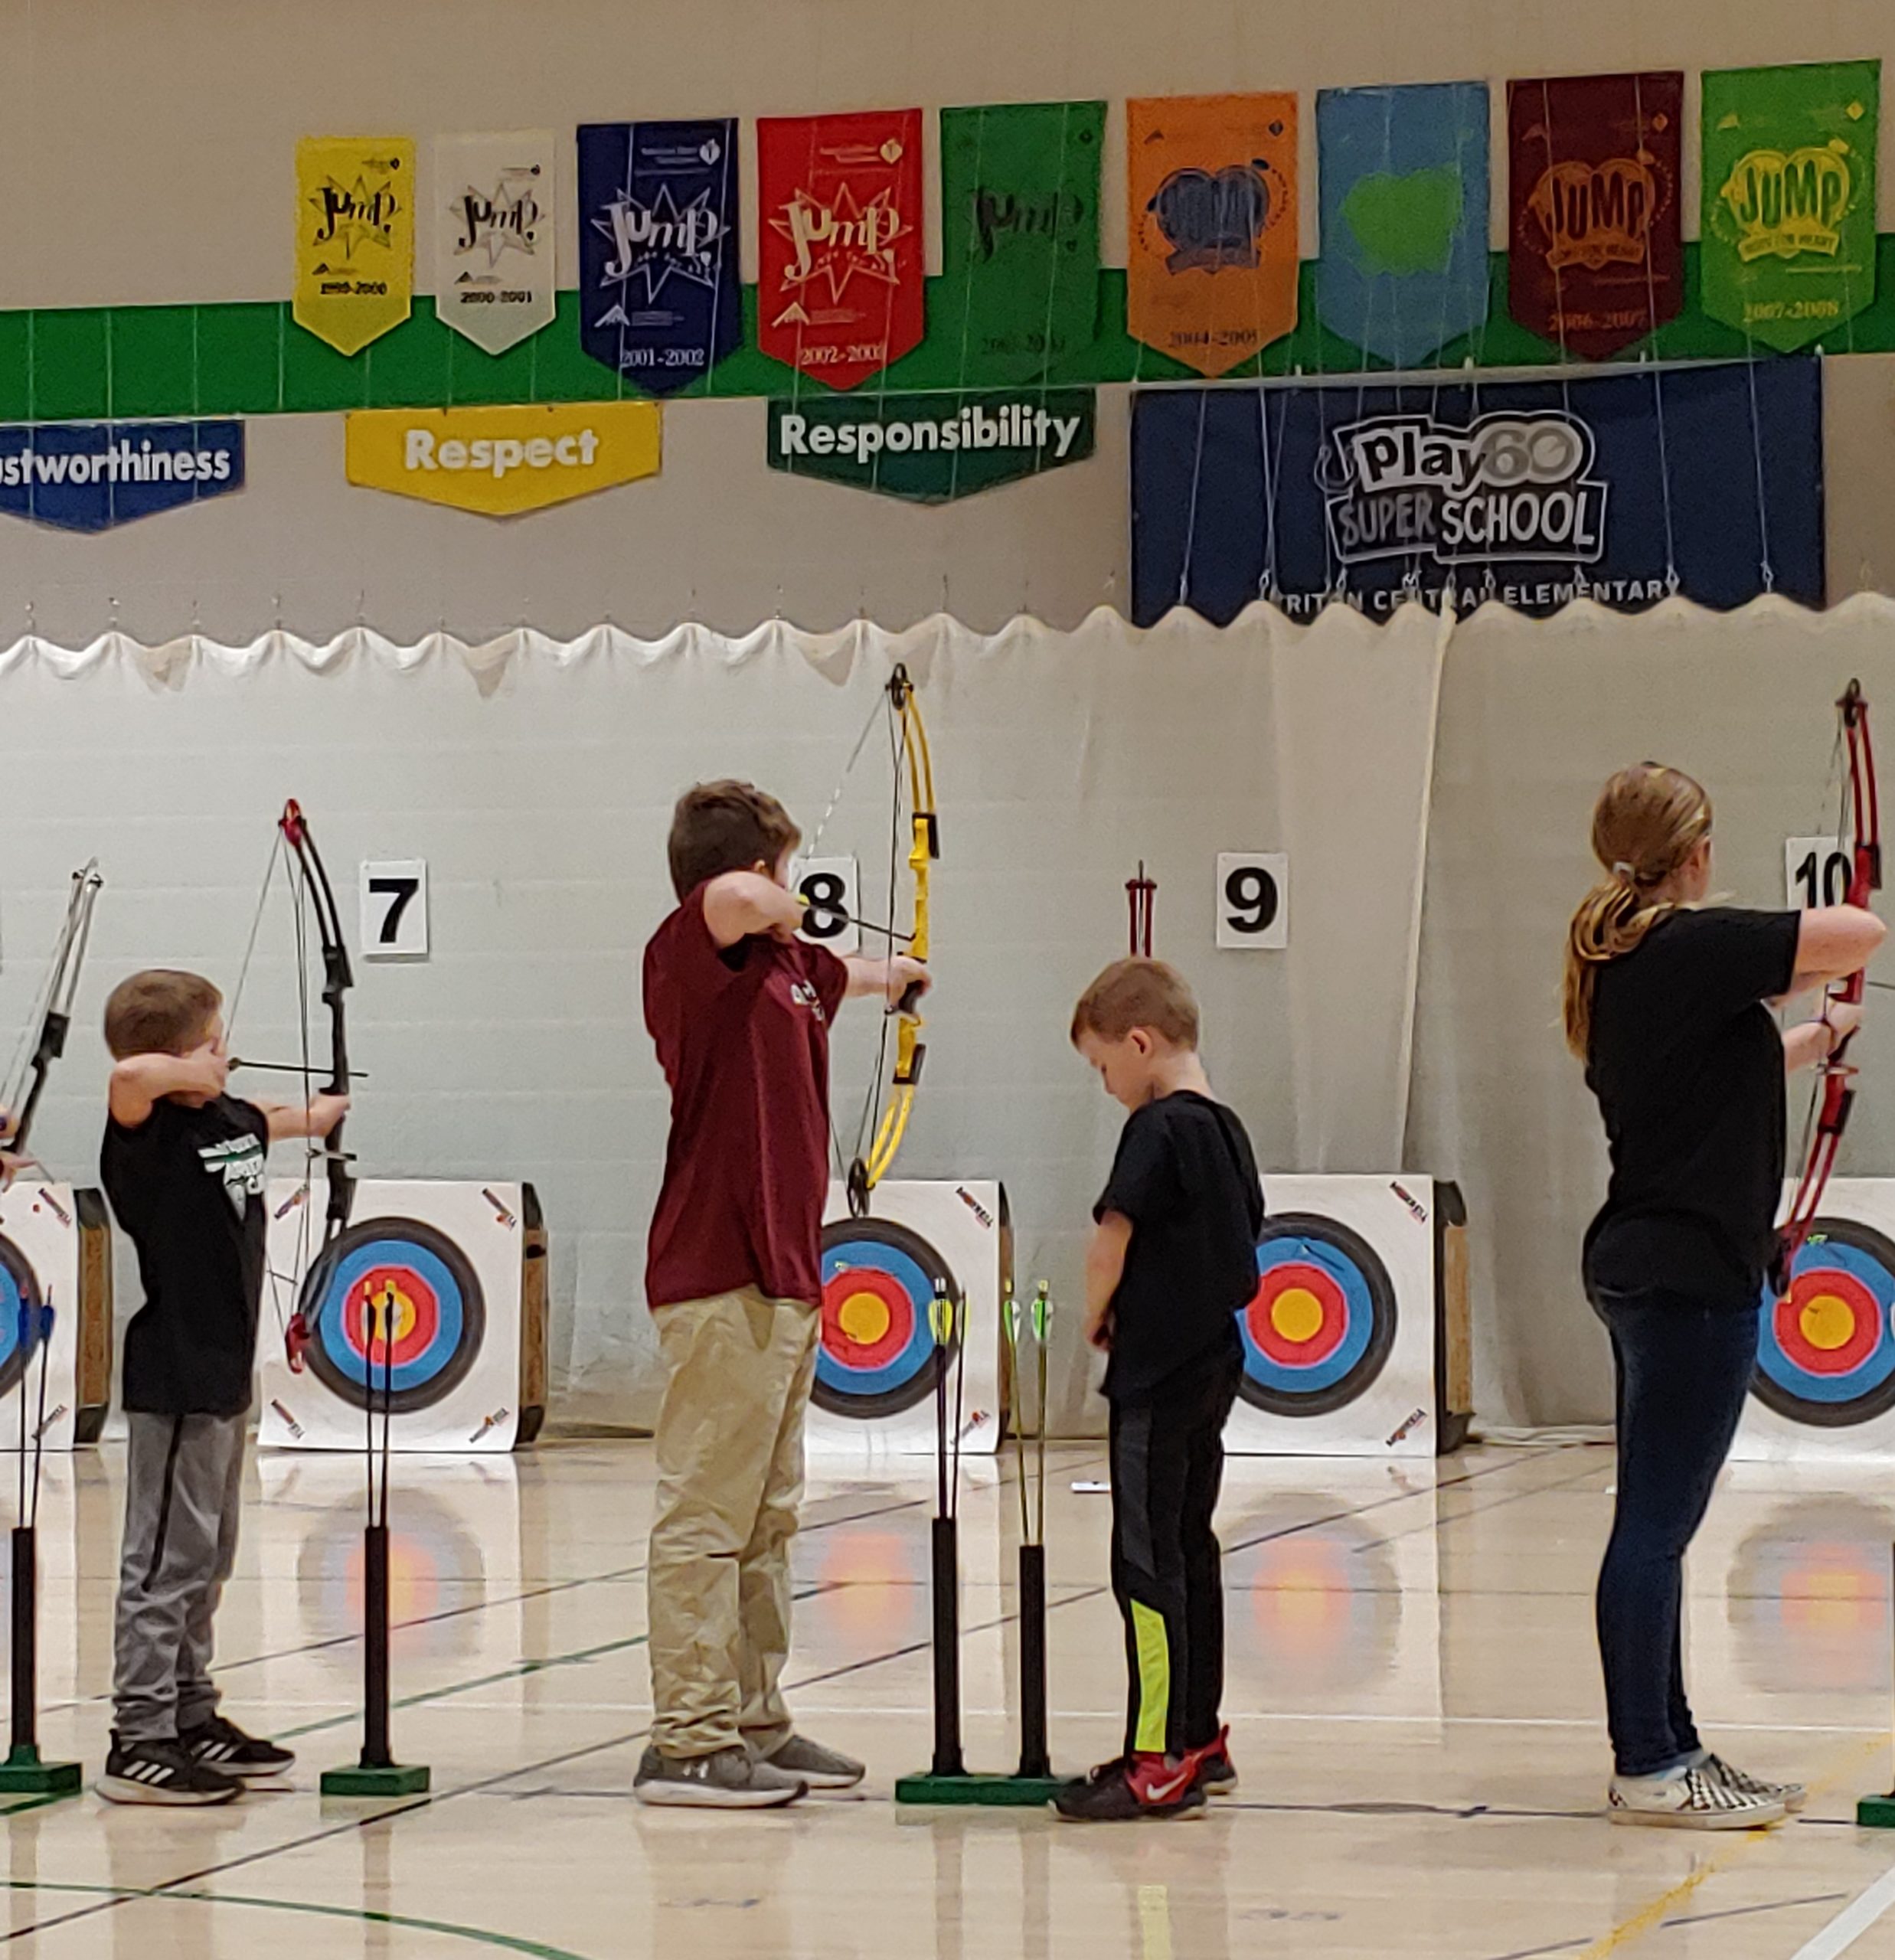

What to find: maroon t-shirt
left=642, top=883, right=849, bottom=1308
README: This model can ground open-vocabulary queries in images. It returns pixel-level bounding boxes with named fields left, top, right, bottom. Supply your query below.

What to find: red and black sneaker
left=1191, top=1726, right=1238, bottom=1796
left=1053, top=1753, right=1207, bottom=1822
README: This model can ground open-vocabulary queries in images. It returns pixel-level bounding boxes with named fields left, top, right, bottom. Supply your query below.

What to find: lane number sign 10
left=360, top=859, right=429, bottom=960
left=794, top=858, right=860, bottom=956
left=1786, top=836, right=1850, bottom=910
left=1216, top=853, right=1289, bottom=950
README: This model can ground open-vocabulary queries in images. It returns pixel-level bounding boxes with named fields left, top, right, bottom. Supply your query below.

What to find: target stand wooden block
left=805, top=1181, right=1007, bottom=1462
left=0, top=1184, right=113, bottom=1453
left=1227, top=1177, right=1469, bottom=1459
left=256, top=1181, right=546, bottom=1453
left=1733, top=1178, right=1895, bottom=1464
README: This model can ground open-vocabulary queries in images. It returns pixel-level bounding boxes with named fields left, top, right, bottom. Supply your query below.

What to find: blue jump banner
left=1130, top=360, right=1824, bottom=624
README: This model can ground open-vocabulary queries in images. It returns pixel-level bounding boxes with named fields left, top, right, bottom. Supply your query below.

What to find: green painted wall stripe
left=4, top=240, right=1892, bottom=423
left=3, top=1881, right=595, bottom=1960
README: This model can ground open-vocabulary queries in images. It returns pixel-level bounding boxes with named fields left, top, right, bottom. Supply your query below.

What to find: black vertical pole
left=1016, top=1541, right=1050, bottom=1779
left=362, top=1521, right=391, bottom=1769
left=930, top=1514, right=964, bottom=1778
left=9, top=1527, right=35, bottom=1759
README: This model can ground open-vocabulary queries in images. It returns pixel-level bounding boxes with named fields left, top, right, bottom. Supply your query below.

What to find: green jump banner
left=1701, top=59, right=1880, bottom=353
left=766, top=388, right=1095, bottom=501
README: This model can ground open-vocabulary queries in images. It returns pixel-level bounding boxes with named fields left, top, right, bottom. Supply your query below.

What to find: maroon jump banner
left=1508, top=72, right=1683, bottom=358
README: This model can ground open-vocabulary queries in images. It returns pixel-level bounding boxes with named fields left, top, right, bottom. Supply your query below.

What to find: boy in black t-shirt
left=1057, top=959, right=1263, bottom=1823
left=97, top=970, right=345, bottom=1805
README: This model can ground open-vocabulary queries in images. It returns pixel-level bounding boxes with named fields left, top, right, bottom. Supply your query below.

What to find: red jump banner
left=758, top=109, right=925, bottom=390
left=1508, top=72, right=1683, bottom=358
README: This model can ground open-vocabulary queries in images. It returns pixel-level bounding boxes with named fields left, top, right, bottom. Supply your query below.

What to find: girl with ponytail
left=1566, top=763, right=1884, bottom=1828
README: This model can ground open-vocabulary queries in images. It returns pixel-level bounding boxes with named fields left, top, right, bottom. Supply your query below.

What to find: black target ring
left=813, top=1217, right=960, bottom=1420
left=1237, top=1211, right=1399, bottom=1418
left=299, top=1216, right=487, bottom=1416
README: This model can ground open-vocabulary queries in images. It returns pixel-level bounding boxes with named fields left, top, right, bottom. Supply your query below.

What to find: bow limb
left=1779, top=681, right=1881, bottom=1278
left=5, top=861, right=103, bottom=1159
left=276, top=800, right=357, bottom=1366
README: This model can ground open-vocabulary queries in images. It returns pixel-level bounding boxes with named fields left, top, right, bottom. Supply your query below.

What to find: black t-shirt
left=1583, top=906, right=1801, bottom=1307
left=102, top=1094, right=270, bottom=1416
left=1094, top=1089, right=1265, bottom=1403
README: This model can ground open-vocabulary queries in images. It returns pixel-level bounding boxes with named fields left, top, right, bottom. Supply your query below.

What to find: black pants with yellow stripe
left=1108, top=1350, right=1242, bottom=1761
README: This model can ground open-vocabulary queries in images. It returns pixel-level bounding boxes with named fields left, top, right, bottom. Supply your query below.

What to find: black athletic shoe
left=98, top=1736, right=242, bottom=1806
left=180, top=1713, right=296, bottom=1779
left=1192, top=1726, right=1238, bottom=1795
left=1053, top=1753, right=1207, bottom=1822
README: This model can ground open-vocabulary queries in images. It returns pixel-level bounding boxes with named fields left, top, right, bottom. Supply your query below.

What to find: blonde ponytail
left=1563, top=765, right=1713, bottom=1056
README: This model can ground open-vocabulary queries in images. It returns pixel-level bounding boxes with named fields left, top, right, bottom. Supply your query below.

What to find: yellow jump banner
left=296, top=136, right=417, bottom=357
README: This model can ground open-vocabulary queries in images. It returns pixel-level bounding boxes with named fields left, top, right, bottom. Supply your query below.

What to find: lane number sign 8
left=795, top=857, right=859, bottom=955
left=1216, top=853, right=1289, bottom=950
left=1786, top=836, right=1850, bottom=910
left=360, top=859, right=429, bottom=960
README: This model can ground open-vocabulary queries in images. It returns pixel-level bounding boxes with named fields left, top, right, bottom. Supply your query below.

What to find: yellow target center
left=1799, top=1292, right=1857, bottom=1353
left=838, top=1290, right=892, bottom=1349
left=362, top=1282, right=417, bottom=1347
left=1269, top=1287, right=1325, bottom=1345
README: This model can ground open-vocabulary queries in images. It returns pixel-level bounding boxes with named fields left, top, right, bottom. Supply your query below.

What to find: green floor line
left=1, top=1881, right=593, bottom=1960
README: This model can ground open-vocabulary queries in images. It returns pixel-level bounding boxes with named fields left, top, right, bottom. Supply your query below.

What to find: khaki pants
left=647, top=1287, right=820, bottom=1759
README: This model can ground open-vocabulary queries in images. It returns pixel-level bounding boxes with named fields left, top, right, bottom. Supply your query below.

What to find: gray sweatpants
left=113, top=1410, right=247, bottom=1743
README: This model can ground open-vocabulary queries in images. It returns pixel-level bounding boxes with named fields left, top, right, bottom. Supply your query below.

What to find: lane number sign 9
left=1786, top=837, right=1850, bottom=910
left=794, top=857, right=859, bottom=956
left=360, top=859, right=429, bottom=961
left=1216, top=853, right=1289, bottom=950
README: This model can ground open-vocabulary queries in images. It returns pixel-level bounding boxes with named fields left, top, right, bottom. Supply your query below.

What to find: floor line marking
left=1786, top=1860, right=1895, bottom=1960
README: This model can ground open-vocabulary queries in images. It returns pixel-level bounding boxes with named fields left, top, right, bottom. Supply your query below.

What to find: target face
left=815, top=1217, right=959, bottom=1420
left=0, top=1235, right=44, bottom=1401
left=1754, top=1218, right=1895, bottom=1428
left=1237, top=1213, right=1398, bottom=1417
left=299, top=1217, right=486, bottom=1416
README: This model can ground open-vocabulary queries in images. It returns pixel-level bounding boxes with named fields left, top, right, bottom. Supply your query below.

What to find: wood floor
left=8, top=1439, right=1895, bottom=1958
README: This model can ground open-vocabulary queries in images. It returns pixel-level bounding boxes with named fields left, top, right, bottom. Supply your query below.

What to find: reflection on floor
left=5, top=1440, right=1895, bottom=1955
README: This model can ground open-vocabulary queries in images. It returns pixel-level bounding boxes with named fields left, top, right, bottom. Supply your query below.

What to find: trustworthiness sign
left=0, top=420, right=245, bottom=531
left=766, top=390, right=1096, bottom=501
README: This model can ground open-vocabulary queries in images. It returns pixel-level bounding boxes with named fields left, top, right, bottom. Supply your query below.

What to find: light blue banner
left=1317, top=83, right=1491, bottom=367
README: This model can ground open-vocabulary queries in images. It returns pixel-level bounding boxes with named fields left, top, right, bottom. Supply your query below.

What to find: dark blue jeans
left=1590, top=1285, right=1759, bottom=1778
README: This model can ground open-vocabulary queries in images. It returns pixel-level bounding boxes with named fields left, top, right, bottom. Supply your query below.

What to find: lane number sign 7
left=361, top=859, right=429, bottom=960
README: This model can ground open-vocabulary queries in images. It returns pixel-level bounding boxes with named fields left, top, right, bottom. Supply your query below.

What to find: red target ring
left=1246, top=1260, right=1348, bottom=1369
left=1773, top=1267, right=1881, bottom=1377
left=343, top=1266, right=443, bottom=1370
left=821, top=1266, right=915, bottom=1374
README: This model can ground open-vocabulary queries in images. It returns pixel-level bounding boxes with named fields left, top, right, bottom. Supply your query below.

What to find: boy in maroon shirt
left=636, top=779, right=929, bottom=1808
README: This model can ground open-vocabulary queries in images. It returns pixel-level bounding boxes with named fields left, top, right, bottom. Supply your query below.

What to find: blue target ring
left=301, top=1217, right=485, bottom=1416
left=0, top=1236, right=44, bottom=1401
left=814, top=1217, right=959, bottom=1420
left=1236, top=1213, right=1397, bottom=1418
left=1753, top=1219, right=1895, bottom=1429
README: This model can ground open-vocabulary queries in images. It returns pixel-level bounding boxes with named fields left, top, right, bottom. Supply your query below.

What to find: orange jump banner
left=1127, top=94, right=1298, bottom=376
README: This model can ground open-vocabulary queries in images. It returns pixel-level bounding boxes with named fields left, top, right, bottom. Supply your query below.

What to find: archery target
left=1225, top=1177, right=1442, bottom=1458
left=258, top=1181, right=528, bottom=1453
left=805, top=1180, right=1005, bottom=1461
left=0, top=1183, right=86, bottom=1455
left=815, top=1217, right=957, bottom=1419
left=1735, top=1180, right=1895, bottom=1462
left=301, top=1220, right=485, bottom=1416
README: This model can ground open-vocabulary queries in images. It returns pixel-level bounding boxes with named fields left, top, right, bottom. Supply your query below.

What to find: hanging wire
left=1630, top=71, right=1681, bottom=594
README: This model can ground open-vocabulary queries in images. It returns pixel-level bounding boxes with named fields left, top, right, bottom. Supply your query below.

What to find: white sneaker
left=1697, top=1753, right=1808, bottom=1814
left=1609, top=1763, right=1786, bottom=1830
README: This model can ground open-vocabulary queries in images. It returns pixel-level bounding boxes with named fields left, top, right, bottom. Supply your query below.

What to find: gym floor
left=7, top=1438, right=1895, bottom=1958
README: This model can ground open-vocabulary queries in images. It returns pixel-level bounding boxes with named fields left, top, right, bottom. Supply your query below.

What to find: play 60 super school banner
left=1130, top=360, right=1823, bottom=624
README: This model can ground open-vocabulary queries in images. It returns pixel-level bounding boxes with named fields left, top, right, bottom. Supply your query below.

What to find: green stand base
left=0, top=1748, right=82, bottom=1796
left=319, top=1762, right=431, bottom=1798
left=1857, top=1792, right=1895, bottom=1828
left=895, top=1771, right=1065, bottom=1808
